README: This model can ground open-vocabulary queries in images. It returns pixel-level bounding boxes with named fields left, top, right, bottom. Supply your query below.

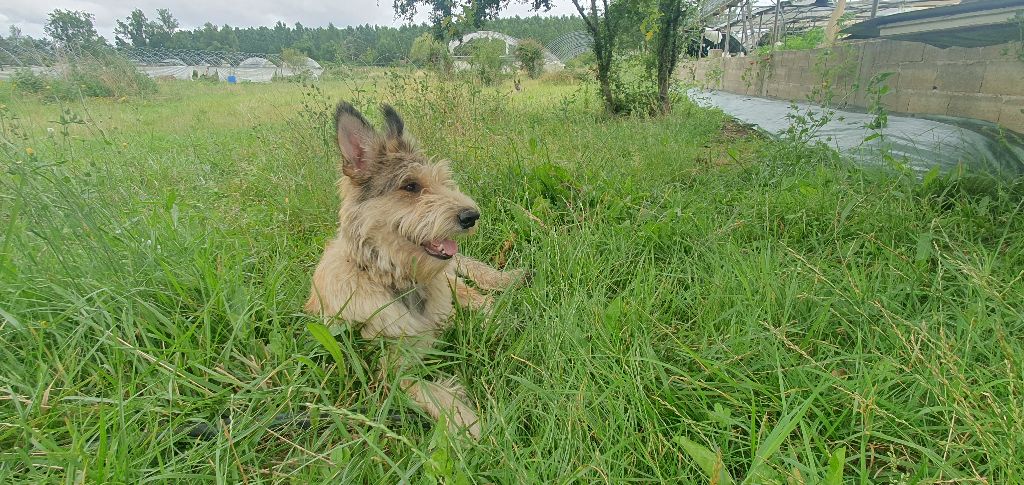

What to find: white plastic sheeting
left=140, top=64, right=321, bottom=83
left=687, top=89, right=1024, bottom=176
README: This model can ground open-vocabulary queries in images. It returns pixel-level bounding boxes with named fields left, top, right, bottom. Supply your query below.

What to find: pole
left=772, top=0, right=780, bottom=47
left=825, top=0, right=848, bottom=45
left=725, top=7, right=733, bottom=56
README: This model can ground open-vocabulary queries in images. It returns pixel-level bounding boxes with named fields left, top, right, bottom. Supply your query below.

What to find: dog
left=305, top=102, right=525, bottom=439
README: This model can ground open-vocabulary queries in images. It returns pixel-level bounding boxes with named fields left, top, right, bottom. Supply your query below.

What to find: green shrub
left=468, top=38, right=507, bottom=85
left=514, top=38, right=545, bottom=79
left=410, top=33, right=453, bottom=74
left=10, top=69, right=48, bottom=93
left=756, top=27, right=825, bottom=55
left=11, top=48, right=156, bottom=100
left=608, top=54, right=660, bottom=116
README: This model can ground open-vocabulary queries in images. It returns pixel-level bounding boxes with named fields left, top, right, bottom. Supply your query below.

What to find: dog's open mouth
left=421, top=239, right=458, bottom=260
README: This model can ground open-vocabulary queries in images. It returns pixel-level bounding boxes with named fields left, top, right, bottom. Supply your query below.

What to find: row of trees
left=9, top=3, right=696, bottom=114
left=5, top=8, right=583, bottom=67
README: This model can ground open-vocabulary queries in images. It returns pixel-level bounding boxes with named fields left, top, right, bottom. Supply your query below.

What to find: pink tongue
left=439, top=239, right=458, bottom=256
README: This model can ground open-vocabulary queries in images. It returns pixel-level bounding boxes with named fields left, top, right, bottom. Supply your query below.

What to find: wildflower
left=25, top=147, right=34, bottom=155
left=121, top=142, right=128, bottom=148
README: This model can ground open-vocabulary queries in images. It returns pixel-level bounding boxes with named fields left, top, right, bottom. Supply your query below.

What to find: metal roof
left=841, top=0, right=1024, bottom=47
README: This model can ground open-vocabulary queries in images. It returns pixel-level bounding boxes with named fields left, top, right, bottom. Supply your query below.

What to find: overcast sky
left=1, top=1, right=580, bottom=41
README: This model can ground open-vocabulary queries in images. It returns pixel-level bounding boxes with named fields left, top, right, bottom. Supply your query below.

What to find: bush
left=562, top=51, right=597, bottom=83
left=755, top=27, right=825, bottom=55
left=514, top=38, right=545, bottom=79
left=608, top=54, right=660, bottom=116
left=468, top=38, right=507, bottom=85
left=10, top=69, right=48, bottom=93
left=409, top=33, right=453, bottom=74
left=11, top=48, right=156, bottom=100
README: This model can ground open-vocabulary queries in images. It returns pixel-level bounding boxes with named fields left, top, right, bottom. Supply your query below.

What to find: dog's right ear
left=335, top=102, right=375, bottom=179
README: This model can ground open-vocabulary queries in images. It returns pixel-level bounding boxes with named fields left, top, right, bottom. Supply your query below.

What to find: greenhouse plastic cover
left=687, top=89, right=1024, bottom=176
left=140, top=65, right=321, bottom=83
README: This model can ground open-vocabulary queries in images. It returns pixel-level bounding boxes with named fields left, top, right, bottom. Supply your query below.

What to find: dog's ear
left=335, top=102, right=375, bottom=178
left=381, top=104, right=404, bottom=140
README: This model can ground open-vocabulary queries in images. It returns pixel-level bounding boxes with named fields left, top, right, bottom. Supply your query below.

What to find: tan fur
left=305, top=102, right=525, bottom=439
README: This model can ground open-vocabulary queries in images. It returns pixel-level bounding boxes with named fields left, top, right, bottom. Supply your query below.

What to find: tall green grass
left=1, top=74, right=1023, bottom=483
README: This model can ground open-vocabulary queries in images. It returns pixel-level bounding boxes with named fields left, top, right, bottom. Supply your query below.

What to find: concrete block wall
left=678, top=39, right=1024, bottom=134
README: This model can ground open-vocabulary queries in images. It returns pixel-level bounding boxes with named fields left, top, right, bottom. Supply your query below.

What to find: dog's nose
left=458, top=209, right=480, bottom=229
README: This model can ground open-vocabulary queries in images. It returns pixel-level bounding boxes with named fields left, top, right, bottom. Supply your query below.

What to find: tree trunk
left=573, top=0, right=620, bottom=113
left=825, top=0, right=848, bottom=45
left=655, top=0, right=685, bottom=114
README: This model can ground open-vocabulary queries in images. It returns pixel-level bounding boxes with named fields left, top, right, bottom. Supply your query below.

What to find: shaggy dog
left=305, top=102, right=525, bottom=438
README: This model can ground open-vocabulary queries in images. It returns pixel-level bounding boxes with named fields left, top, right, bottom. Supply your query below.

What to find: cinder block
left=997, top=96, right=1024, bottom=134
left=898, top=63, right=938, bottom=91
left=981, top=61, right=1024, bottom=96
left=884, top=41, right=925, bottom=64
left=947, top=94, right=1003, bottom=124
left=967, top=42, right=1020, bottom=60
left=828, top=44, right=861, bottom=71
left=906, top=90, right=954, bottom=116
left=881, top=91, right=912, bottom=113
left=936, top=61, right=985, bottom=93
left=781, top=50, right=812, bottom=70
left=923, top=44, right=967, bottom=62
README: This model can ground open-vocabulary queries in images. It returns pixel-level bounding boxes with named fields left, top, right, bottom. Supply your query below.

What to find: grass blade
left=675, top=436, right=735, bottom=485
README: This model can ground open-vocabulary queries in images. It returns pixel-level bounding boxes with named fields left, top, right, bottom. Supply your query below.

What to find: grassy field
left=1, top=73, right=1023, bottom=483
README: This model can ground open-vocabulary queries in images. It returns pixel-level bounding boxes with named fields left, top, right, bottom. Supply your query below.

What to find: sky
left=0, top=1, right=580, bottom=41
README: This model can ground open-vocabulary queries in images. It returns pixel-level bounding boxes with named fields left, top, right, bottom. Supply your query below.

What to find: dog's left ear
left=381, top=104, right=404, bottom=140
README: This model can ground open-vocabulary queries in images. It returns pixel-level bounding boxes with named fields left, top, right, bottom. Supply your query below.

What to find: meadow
left=1, top=72, right=1023, bottom=483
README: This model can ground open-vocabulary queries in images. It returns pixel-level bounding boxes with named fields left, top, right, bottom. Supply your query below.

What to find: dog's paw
left=501, top=268, right=531, bottom=288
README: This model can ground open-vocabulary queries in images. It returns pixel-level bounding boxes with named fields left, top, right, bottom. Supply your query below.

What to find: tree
left=157, top=9, right=180, bottom=33
left=514, top=38, right=545, bottom=78
left=572, top=0, right=625, bottom=113
left=393, top=1, right=555, bottom=38
left=114, top=9, right=150, bottom=47
left=114, top=8, right=182, bottom=48
left=45, top=9, right=105, bottom=50
left=644, top=0, right=693, bottom=113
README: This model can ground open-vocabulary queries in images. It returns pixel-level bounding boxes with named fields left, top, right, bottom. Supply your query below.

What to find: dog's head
left=333, top=102, right=480, bottom=271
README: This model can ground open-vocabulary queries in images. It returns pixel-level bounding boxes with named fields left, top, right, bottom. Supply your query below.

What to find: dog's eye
left=401, top=181, right=421, bottom=193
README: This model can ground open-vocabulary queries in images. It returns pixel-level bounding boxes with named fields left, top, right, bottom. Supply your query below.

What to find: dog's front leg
left=401, top=376, right=481, bottom=439
left=452, top=254, right=528, bottom=292
left=382, top=338, right=481, bottom=439
left=446, top=271, right=493, bottom=311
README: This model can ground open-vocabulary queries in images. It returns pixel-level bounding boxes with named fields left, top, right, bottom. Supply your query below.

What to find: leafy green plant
left=467, top=38, right=507, bottom=85
left=410, top=33, right=454, bottom=74
left=9, top=69, right=48, bottom=94
left=514, top=38, right=546, bottom=78
left=756, top=27, right=825, bottom=55
left=608, top=53, right=661, bottom=116
left=10, top=48, right=156, bottom=100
